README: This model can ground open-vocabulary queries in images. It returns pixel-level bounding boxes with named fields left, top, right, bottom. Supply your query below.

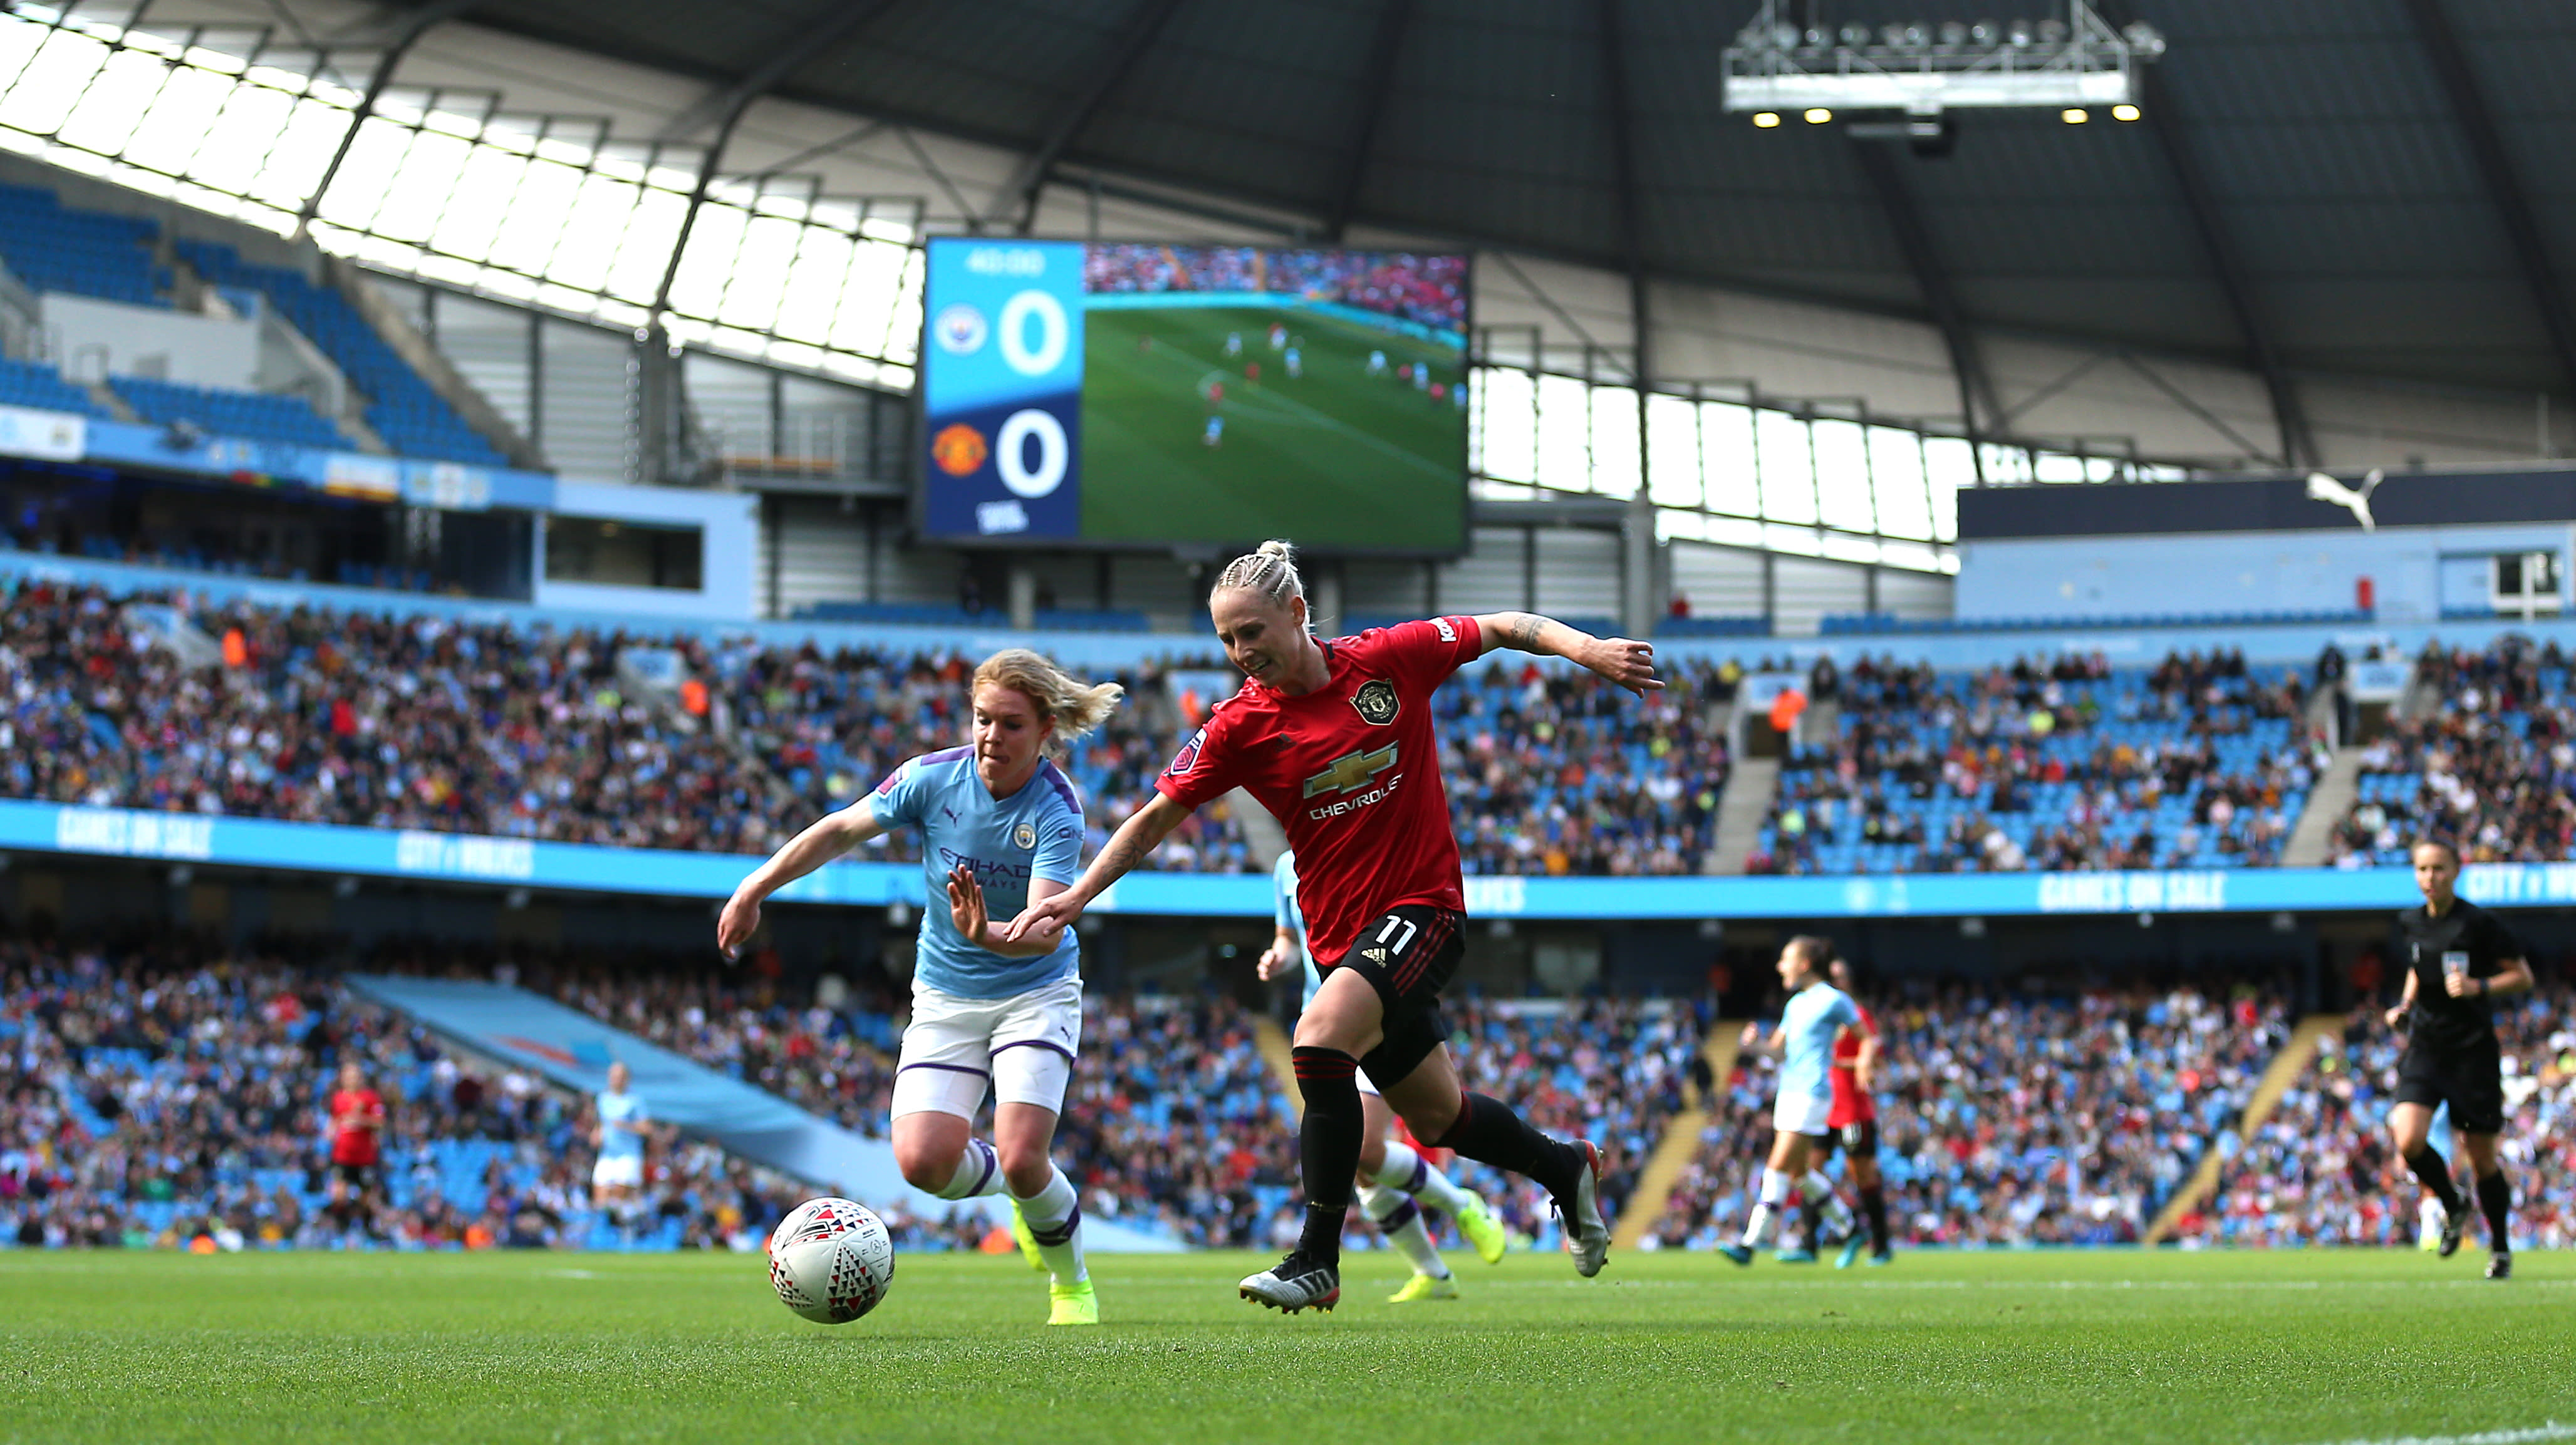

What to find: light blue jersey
left=1777, top=981, right=1861, bottom=1106
left=871, top=747, right=1083, bottom=1000
left=1274, top=849, right=1319, bottom=1010
left=597, top=1090, right=646, bottom=1163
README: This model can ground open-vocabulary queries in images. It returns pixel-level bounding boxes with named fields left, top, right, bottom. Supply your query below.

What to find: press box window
left=543, top=515, right=703, bottom=590
left=2491, top=551, right=2561, bottom=614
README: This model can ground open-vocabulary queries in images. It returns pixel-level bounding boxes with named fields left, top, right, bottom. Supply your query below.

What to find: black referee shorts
left=2396, top=1045, right=2506, bottom=1136
left=1327, top=904, right=1464, bottom=1094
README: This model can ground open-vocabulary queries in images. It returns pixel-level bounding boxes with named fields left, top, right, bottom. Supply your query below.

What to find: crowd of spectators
left=1752, top=649, right=2323, bottom=876
left=1081, top=244, right=1468, bottom=333
left=0, top=930, right=938, bottom=1253
left=2188, top=985, right=2576, bottom=1248
left=1651, top=981, right=2288, bottom=1250
left=0, top=578, right=1735, bottom=879
left=2327, top=636, right=2576, bottom=868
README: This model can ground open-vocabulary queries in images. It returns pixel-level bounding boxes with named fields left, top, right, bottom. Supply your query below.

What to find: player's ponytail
left=972, top=648, right=1124, bottom=752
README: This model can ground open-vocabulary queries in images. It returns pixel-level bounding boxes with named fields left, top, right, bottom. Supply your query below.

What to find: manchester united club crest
left=1351, top=678, right=1399, bottom=725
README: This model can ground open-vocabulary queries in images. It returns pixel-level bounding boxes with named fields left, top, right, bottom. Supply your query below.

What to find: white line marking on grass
left=2287, top=1421, right=2576, bottom=1445
left=547, top=1269, right=598, bottom=1278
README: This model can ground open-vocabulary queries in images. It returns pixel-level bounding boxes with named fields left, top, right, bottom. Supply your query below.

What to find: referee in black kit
left=2382, top=839, right=2535, bottom=1279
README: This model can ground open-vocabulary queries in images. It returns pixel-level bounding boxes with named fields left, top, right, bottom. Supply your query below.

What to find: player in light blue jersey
left=590, top=1061, right=663, bottom=1240
left=720, top=648, right=1121, bottom=1326
left=1257, top=849, right=1505, bottom=1302
left=1722, top=936, right=1861, bottom=1266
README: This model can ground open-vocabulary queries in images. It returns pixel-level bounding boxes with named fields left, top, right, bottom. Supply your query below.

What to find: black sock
left=1431, top=1092, right=1579, bottom=1201
left=1292, top=1046, right=1363, bottom=1262
left=1861, top=1184, right=1890, bottom=1252
left=2477, top=1170, right=2511, bottom=1255
left=2404, top=1148, right=2464, bottom=1214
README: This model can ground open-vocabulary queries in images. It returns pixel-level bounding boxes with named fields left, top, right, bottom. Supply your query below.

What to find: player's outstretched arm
left=719, top=800, right=886, bottom=959
left=1472, top=611, right=1662, bottom=697
left=1001, top=793, right=1193, bottom=942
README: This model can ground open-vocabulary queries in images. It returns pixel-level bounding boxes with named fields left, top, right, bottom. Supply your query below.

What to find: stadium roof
left=429, top=0, right=2576, bottom=411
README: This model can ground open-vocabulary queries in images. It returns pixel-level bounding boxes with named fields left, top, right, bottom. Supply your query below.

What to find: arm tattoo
left=1504, top=613, right=1545, bottom=651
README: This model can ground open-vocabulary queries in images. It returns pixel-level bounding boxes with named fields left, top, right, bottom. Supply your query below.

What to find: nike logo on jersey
left=1304, top=743, right=1399, bottom=798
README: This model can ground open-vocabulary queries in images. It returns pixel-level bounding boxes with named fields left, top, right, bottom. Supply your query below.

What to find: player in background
left=1367, top=348, right=1388, bottom=376
left=1819, top=956, right=1891, bottom=1267
left=325, top=1059, right=385, bottom=1236
left=2382, top=839, right=2533, bottom=1278
left=1268, top=322, right=1287, bottom=350
left=1225, top=329, right=1244, bottom=357
left=1722, top=936, right=1860, bottom=1266
left=591, top=1061, right=654, bottom=1241
left=1257, top=847, right=1507, bottom=1301
left=1006, top=540, right=1658, bottom=1312
left=720, top=648, right=1122, bottom=1325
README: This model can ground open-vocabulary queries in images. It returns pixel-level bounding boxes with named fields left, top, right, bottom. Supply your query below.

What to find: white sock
left=1013, top=1164, right=1087, bottom=1285
left=933, top=1139, right=1007, bottom=1201
left=1360, top=1183, right=1451, bottom=1279
left=1742, top=1168, right=1793, bottom=1247
left=1372, top=1141, right=1475, bottom=1218
left=1802, top=1171, right=1854, bottom=1233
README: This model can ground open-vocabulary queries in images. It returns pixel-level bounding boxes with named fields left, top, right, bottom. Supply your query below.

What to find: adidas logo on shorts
left=1361, top=947, right=1387, bottom=963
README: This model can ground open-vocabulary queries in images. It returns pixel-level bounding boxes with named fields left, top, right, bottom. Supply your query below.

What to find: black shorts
left=1821, top=1117, right=1879, bottom=1159
left=1327, top=904, right=1464, bottom=1092
left=330, top=1161, right=376, bottom=1191
left=2396, top=1045, right=2505, bottom=1136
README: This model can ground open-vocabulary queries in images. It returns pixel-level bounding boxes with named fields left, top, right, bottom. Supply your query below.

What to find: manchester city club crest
left=933, top=303, right=987, bottom=355
left=1014, top=821, right=1037, bottom=849
left=1351, top=678, right=1399, bottom=725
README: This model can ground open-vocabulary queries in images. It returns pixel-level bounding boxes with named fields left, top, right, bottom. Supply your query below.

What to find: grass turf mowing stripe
left=1, top=1249, right=2568, bottom=1444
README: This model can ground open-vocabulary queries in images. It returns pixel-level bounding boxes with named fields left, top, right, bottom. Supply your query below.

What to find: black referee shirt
left=2394, top=898, right=2523, bottom=1056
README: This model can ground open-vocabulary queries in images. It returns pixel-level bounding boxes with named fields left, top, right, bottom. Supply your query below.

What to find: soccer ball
left=767, top=1197, right=895, bottom=1324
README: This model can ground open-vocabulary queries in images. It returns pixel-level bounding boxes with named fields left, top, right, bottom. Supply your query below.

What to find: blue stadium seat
left=108, top=375, right=349, bottom=452
left=175, top=239, right=514, bottom=469
left=0, top=183, right=169, bottom=307
left=0, top=358, right=113, bottom=418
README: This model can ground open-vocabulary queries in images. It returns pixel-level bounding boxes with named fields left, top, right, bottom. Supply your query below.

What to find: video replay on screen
left=918, top=239, right=1469, bottom=555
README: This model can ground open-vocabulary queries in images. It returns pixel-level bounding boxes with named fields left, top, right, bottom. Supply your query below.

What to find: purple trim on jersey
left=992, top=1038, right=1076, bottom=1064
left=1026, top=1201, right=1080, bottom=1248
left=896, top=1061, right=992, bottom=1079
left=1034, top=759, right=1079, bottom=817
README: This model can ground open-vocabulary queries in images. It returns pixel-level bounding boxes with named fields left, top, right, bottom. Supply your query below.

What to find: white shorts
left=592, top=1154, right=643, bottom=1189
left=1772, top=1090, right=1832, bottom=1138
left=891, top=975, right=1083, bottom=1121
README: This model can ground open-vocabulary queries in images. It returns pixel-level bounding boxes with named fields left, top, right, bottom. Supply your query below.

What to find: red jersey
left=1827, top=1003, right=1878, bottom=1129
left=330, top=1087, right=384, bottom=1166
left=1156, top=617, right=1482, bottom=965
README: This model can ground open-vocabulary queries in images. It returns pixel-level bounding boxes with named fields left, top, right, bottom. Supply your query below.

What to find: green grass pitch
left=3, top=1250, right=2570, bottom=1444
left=1078, top=304, right=1467, bottom=552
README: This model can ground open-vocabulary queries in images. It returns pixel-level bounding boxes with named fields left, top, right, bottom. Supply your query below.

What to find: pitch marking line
left=2291, top=1422, right=2575, bottom=1445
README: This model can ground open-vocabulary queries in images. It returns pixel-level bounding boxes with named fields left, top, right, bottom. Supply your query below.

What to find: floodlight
left=1725, top=1, right=2157, bottom=118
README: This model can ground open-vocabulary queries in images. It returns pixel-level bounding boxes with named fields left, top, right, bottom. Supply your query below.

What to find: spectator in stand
left=2327, top=636, right=2576, bottom=868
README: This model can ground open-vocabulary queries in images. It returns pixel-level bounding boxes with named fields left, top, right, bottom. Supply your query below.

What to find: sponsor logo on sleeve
left=1350, top=678, right=1399, bottom=725
left=1167, top=727, right=1206, bottom=775
left=1433, top=617, right=1457, bottom=643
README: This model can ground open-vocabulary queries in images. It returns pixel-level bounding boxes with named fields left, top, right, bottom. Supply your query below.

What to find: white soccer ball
left=767, top=1197, right=895, bottom=1324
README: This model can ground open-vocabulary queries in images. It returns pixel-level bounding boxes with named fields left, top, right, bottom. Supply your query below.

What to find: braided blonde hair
left=972, top=648, right=1123, bottom=752
left=1212, top=537, right=1307, bottom=620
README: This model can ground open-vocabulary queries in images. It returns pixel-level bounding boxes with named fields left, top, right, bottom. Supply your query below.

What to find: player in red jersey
left=1007, top=539, right=1660, bottom=1312
left=1816, top=957, right=1890, bottom=1267
left=326, top=1059, right=387, bottom=1233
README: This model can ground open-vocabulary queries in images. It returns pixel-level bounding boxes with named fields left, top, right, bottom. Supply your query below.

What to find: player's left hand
left=1577, top=635, right=1663, bottom=697
left=1739, top=1021, right=1762, bottom=1048
left=945, top=865, right=991, bottom=944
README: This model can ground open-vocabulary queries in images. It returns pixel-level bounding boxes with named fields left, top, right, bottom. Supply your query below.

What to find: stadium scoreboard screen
left=918, top=239, right=1470, bottom=555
